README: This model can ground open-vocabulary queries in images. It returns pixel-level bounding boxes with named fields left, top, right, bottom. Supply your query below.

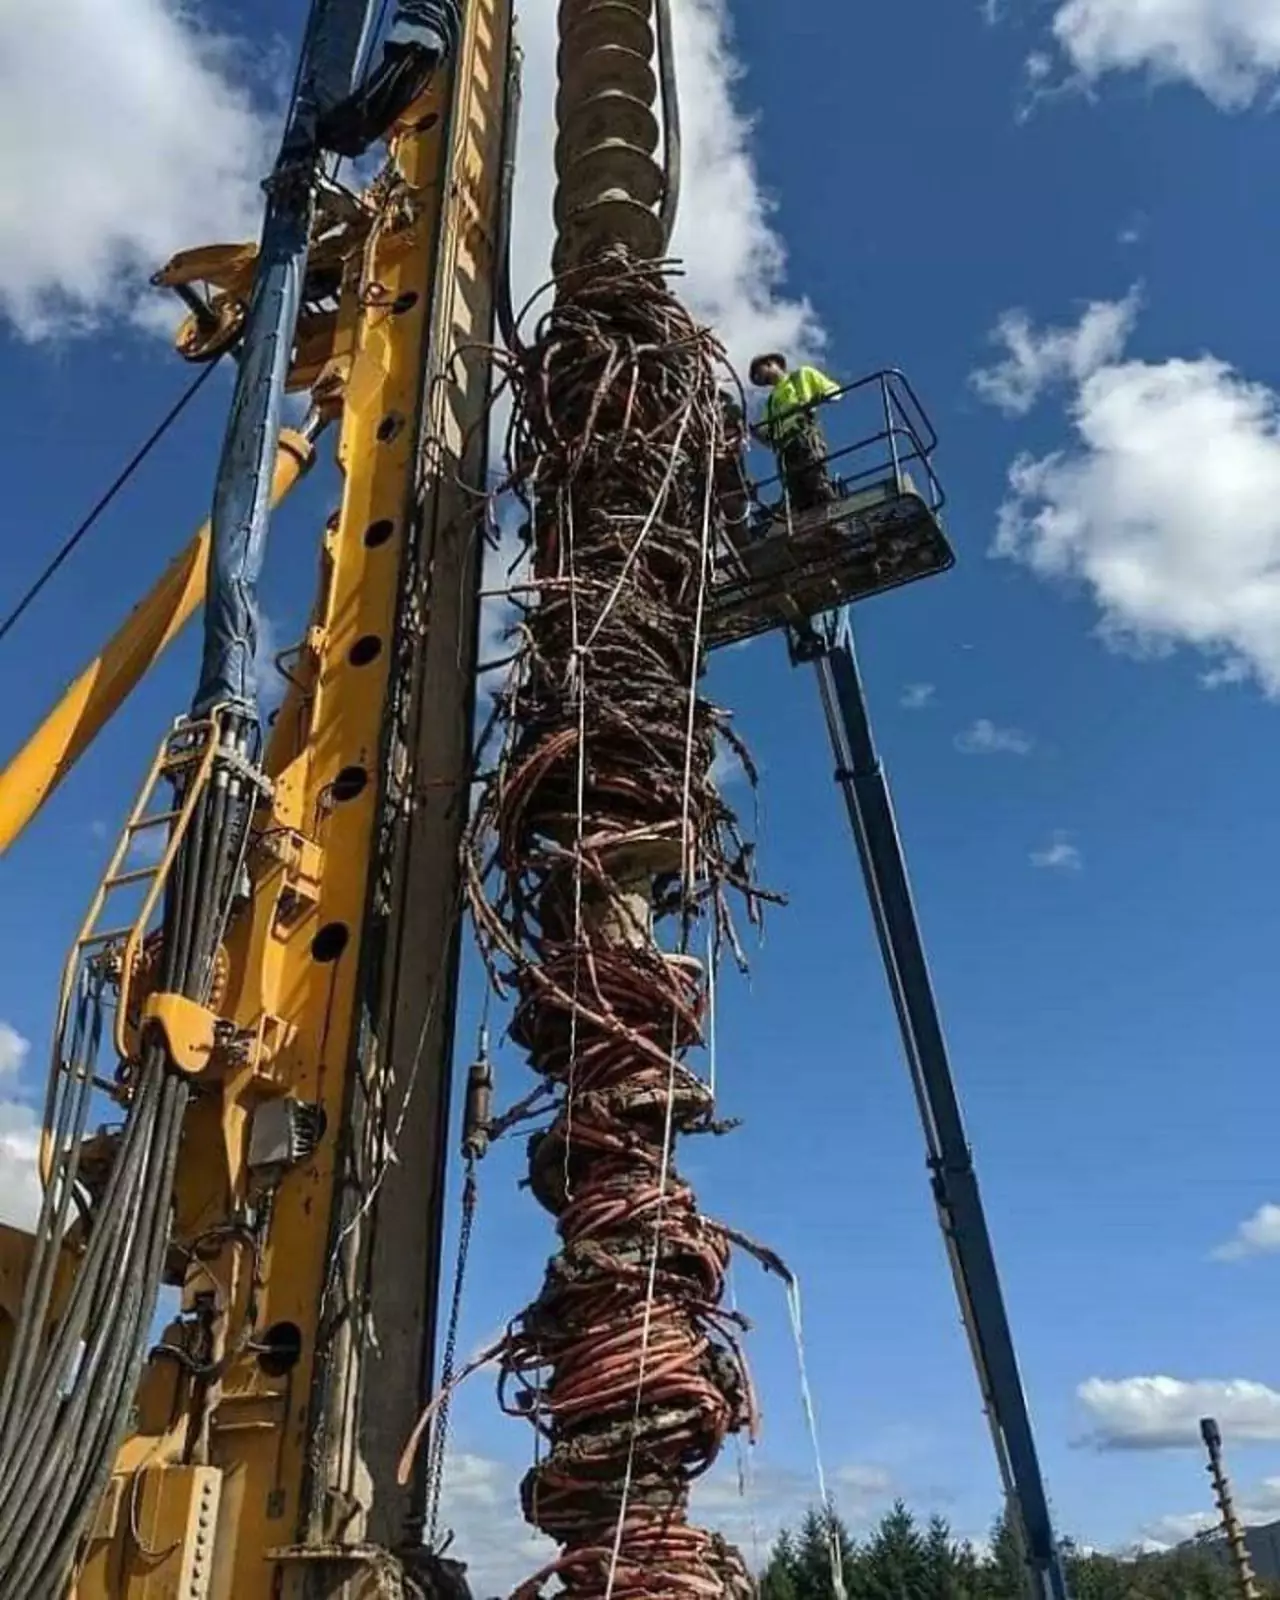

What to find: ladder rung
left=80, top=927, right=136, bottom=948
left=103, top=866, right=160, bottom=889
left=128, top=810, right=181, bottom=832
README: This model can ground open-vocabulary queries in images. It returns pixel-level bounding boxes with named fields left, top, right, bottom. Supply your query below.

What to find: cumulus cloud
left=1213, top=1203, right=1280, bottom=1262
left=434, top=1452, right=556, bottom=1596
left=0, top=1023, right=29, bottom=1079
left=1077, top=1376, right=1280, bottom=1450
left=0, top=1026, right=40, bottom=1231
left=510, top=0, right=823, bottom=374
left=0, top=1099, right=41, bottom=1232
left=1144, top=1476, right=1280, bottom=1547
left=0, top=0, right=275, bottom=339
left=953, top=718, right=1033, bottom=755
left=1047, top=0, right=1280, bottom=109
left=1140, top=1510, right=1217, bottom=1547
left=1030, top=830, right=1082, bottom=871
left=900, top=682, right=936, bottom=710
left=2, top=0, right=822, bottom=379
left=435, top=1450, right=894, bottom=1591
left=970, top=290, right=1140, bottom=416
left=975, top=293, right=1280, bottom=698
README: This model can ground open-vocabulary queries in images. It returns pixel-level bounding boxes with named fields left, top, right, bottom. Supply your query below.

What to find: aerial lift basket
left=706, top=368, right=954, bottom=650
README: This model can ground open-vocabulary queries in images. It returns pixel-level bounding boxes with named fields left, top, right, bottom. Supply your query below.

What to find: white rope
left=786, top=1274, right=847, bottom=1600
left=581, top=397, right=695, bottom=656
left=706, top=920, right=718, bottom=1098
left=728, top=1264, right=763, bottom=1585
left=604, top=424, right=718, bottom=1600
left=564, top=488, right=587, bottom=1200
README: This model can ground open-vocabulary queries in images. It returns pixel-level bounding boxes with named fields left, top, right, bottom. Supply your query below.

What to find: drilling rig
left=0, top=0, right=1073, bottom=1596
left=1202, top=1418, right=1263, bottom=1600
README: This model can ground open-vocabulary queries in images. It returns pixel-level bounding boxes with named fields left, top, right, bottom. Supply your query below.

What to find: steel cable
left=0, top=359, right=221, bottom=650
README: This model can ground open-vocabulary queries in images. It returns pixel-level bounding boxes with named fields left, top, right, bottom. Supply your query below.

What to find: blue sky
left=4, top=0, right=1280, bottom=1588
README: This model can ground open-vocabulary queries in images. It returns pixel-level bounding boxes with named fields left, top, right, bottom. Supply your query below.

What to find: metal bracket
left=141, top=992, right=220, bottom=1076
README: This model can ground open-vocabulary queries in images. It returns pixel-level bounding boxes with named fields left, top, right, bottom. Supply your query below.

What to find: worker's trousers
left=779, top=420, right=836, bottom=515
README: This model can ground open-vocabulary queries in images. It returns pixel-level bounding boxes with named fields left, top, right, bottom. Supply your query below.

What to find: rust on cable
left=465, top=243, right=770, bottom=1598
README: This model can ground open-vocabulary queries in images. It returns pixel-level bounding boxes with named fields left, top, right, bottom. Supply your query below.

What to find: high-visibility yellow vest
left=763, top=366, right=840, bottom=443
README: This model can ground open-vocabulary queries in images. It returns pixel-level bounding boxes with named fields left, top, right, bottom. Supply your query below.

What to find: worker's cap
left=748, top=352, right=787, bottom=385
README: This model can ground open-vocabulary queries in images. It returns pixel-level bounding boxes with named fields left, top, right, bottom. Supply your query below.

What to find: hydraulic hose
left=0, top=714, right=257, bottom=1594
left=495, top=31, right=523, bottom=349
left=653, top=0, right=680, bottom=248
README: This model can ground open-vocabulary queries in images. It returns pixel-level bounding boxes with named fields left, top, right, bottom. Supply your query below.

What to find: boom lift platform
left=706, top=382, right=1072, bottom=1600
left=705, top=370, right=954, bottom=652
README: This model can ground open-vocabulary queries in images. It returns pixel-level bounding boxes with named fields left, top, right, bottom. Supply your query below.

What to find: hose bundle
left=0, top=714, right=258, bottom=1597
left=466, top=247, right=765, bottom=1599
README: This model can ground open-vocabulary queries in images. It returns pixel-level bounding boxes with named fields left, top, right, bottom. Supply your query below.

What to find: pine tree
left=860, top=1501, right=930, bottom=1598
left=761, top=1528, right=802, bottom=1600
left=792, top=1504, right=858, bottom=1599
left=923, top=1513, right=979, bottom=1599
left=982, top=1509, right=1033, bottom=1600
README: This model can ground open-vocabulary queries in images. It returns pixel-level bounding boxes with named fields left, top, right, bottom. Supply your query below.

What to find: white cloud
left=1047, top=0, right=1280, bottom=109
left=1078, top=1376, right=1280, bottom=1450
left=900, top=682, right=936, bottom=710
left=977, top=294, right=1280, bottom=698
left=434, top=1452, right=556, bottom=1596
left=0, top=1, right=275, bottom=340
left=0, top=1023, right=29, bottom=1079
left=1144, top=1476, right=1280, bottom=1547
left=0, top=1100, right=41, bottom=1232
left=511, top=0, right=823, bottom=375
left=0, top=1025, right=41, bottom=1230
left=1139, top=1510, right=1217, bottom=1546
left=1030, top=829, right=1082, bottom=871
left=970, top=289, right=1140, bottom=416
left=1213, top=1203, right=1280, bottom=1262
left=7, top=0, right=821, bottom=373
left=692, top=1457, right=895, bottom=1568
left=954, top=718, right=1033, bottom=755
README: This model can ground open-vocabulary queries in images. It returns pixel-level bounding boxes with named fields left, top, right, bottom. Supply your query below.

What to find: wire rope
left=0, top=359, right=222, bottom=649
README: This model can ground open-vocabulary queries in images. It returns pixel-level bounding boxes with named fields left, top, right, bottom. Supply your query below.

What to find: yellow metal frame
left=41, top=711, right=226, bottom=1187
left=0, top=430, right=315, bottom=859
left=72, top=0, right=511, bottom=1583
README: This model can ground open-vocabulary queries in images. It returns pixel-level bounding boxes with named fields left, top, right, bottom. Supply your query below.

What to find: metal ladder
left=54, top=712, right=226, bottom=1069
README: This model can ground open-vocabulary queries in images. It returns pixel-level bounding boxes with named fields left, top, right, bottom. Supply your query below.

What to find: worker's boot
left=316, top=42, right=441, bottom=158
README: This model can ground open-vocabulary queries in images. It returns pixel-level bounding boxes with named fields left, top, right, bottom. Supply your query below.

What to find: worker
left=317, top=1, right=464, bottom=158
left=713, top=390, right=755, bottom=545
left=748, top=352, right=841, bottom=516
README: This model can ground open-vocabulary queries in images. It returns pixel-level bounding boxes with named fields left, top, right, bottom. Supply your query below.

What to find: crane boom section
left=68, top=0, right=511, bottom=1587
left=815, top=622, right=1071, bottom=1600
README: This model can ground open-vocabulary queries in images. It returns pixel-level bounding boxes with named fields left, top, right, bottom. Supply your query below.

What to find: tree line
left=759, top=1502, right=1275, bottom=1600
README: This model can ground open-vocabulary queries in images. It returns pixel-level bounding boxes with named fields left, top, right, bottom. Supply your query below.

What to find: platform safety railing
left=746, top=367, right=946, bottom=520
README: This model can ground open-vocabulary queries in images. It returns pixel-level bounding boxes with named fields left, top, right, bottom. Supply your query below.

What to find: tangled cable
left=465, top=247, right=770, bottom=1598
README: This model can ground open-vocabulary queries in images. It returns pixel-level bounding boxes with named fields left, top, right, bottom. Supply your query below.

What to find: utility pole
left=1202, top=1417, right=1262, bottom=1600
